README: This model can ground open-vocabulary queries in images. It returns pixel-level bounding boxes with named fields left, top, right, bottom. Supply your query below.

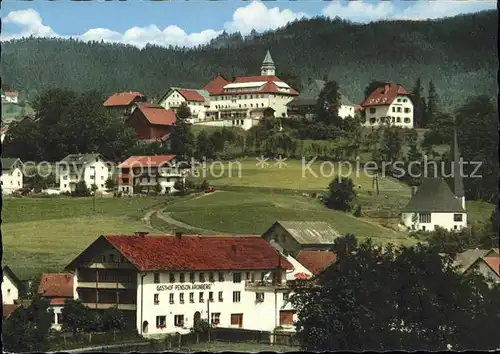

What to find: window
left=422, top=226, right=426, bottom=231
left=233, top=272, right=241, bottom=283
left=179, top=293, right=184, bottom=304
left=154, top=293, right=159, bottom=305
left=233, top=291, right=241, bottom=303
left=208, top=272, right=215, bottom=282
left=199, top=292, right=205, bottom=303
left=404, top=118, right=411, bottom=123
left=397, top=107, right=402, bottom=113
left=211, top=312, right=221, bottom=325
left=454, top=214, right=463, bottom=222
left=189, top=292, right=194, bottom=303
left=397, top=117, right=401, bottom=123
left=199, top=272, right=205, bottom=282
left=156, top=316, right=166, bottom=328
left=109, top=254, right=115, bottom=262
left=392, top=107, right=396, bottom=112
left=169, top=273, right=175, bottom=283
left=369, top=108, right=376, bottom=114
left=419, top=213, right=431, bottom=223
left=179, top=273, right=185, bottom=283
left=370, top=118, right=376, bottom=124
left=218, top=291, right=223, bottom=302
left=255, top=292, right=264, bottom=302
left=397, top=98, right=401, bottom=102
left=283, top=292, right=290, bottom=301
left=154, top=272, right=160, bottom=284
left=454, top=225, right=458, bottom=230
left=174, top=315, right=184, bottom=327
left=169, top=293, right=174, bottom=304
left=101, top=255, right=106, bottom=263
left=404, top=108, right=411, bottom=113
left=189, top=272, right=195, bottom=283
left=230, top=313, right=243, bottom=327
left=208, top=291, right=214, bottom=302
left=56, top=313, right=63, bottom=324
left=246, top=272, right=251, bottom=281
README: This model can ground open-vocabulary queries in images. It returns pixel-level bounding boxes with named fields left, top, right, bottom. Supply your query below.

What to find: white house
left=158, top=88, right=210, bottom=123
left=64, top=233, right=296, bottom=337
left=361, top=83, right=414, bottom=128
left=401, top=129, right=467, bottom=232
left=287, top=79, right=356, bottom=120
left=2, top=266, right=22, bottom=305
left=1, top=158, right=24, bottom=194
left=401, top=178, right=467, bottom=232
left=2, top=91, right=19, bottom=104
left=57, top=153, right=110, bottom=193
left=198, top=51, right=299, bottom=131
left=117, top=155, right=186, bottom=195
left=38, top=273, right=74, bottom=330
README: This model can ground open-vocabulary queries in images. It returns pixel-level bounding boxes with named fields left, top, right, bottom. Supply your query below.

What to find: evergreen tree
left=363, top=80, right=386, bottom=99
left=410, top=78, right=427, bottom=128
left=425, top=80, right=439, bottom=127
left=170, top=103, right=195, bottom=161
left=325, top=176, right=356, bottom=211
left=316, top=80, right=342, bottom=125
left=195, top=130, right=215, bottom=160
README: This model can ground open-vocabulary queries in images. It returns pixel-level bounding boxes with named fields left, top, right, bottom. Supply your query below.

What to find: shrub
left=353, top=205, right=362, bottom=217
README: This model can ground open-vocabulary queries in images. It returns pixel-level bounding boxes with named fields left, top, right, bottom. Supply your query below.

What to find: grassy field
left=180, top=340, right=298, bottom=353
left=167, top=190, right=414, bottom=245
left=1, top=102, right=35, bottom=122
left=194, top=158, right=409, bottom=194
left=2, top=196, right=165, bottom=279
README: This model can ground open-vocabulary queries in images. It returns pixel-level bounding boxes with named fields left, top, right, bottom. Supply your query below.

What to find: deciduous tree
left=325, top=176, right=356, bottom=211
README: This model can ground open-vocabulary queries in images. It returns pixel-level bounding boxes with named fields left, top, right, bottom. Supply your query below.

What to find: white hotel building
left=64, top=233, right=297, bottom=337
left=196, top=51, right=299, bottom=130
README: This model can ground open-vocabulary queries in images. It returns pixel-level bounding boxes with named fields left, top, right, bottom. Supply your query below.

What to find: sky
left=1, top=0, right=496, bottom=48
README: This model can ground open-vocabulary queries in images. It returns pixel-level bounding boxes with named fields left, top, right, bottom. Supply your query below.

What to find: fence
left=211, top=327, right=300, bottom=347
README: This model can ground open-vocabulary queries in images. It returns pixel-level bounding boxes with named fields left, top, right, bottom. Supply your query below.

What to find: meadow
left=1, top=196, right=165, bottom=279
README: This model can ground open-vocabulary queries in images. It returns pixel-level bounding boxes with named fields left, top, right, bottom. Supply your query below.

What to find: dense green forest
left=0, top=10, right=497, bottom=108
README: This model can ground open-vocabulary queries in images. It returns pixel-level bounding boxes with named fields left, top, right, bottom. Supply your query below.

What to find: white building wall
left=159, top=91, right=207, bottom=122
left=363, top=95, right=414, bottom=128
left=1, top=273, right=19, bottom=304
left=1, top=167, right=23, bottom=194
left=135, top=269, right=288, bottom=337
left=50, top=305, right=64, bottom=331
left=58, top=160, right=110, bottom=193
left=401, top=211, right=467, bottom=232
left=194, top=118, right=257, bottom=131
left=338, top=104, right=355, bottom=119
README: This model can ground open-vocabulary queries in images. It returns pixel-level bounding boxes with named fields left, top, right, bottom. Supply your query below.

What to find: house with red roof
left=38, top=272, right=75, bottom=330
left=126, top=103, right=176, bottom=141
left=64, top=233, right=295, bottom=336
left=117, top=155, right=186, bottom=195
left=158, top=88, right=210, bottom=123
left=464, top=256, right=500, bottom=287
left=361, top=82, right=414, bottom=128
left=198, top=51, right=299, bottom=131
left=103, top=91, right=147, bottom=118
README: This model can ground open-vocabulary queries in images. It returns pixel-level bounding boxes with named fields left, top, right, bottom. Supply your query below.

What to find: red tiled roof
left=210, top=75, right=299, bottom=96
left=177, top=89, right=205, bottom=102
left=49, top=297, right=70, bottom=306
left=104, top=91, right=144, bottom=107
left=203, top=75, right=230, bottom=95
left=103, top=235, right=294, bottom=271
left=37, top=273, right=74, bottom=298
left=119, top=155, right=177, bottom=168
left=135, top=102, right=176, bottom=126
left=361, top=83, right=409, bottom=107
left=297, top=250, right=337, bottom=276
left=483, top=256, right=500, bottom=277
left=3, top=304, right=21, bottom=320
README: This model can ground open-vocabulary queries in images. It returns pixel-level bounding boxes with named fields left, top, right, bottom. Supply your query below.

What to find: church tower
left=261, top=50, right=275, bottom=76
left=450, top=127, right=466, bottom=209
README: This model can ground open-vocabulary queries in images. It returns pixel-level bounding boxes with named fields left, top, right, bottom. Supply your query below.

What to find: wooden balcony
left=82, top=303, right=136, bottom=311
left=78, top=262, right=136, bottom=269
left=78, top=281, right=136, bottom=289
left=244, top=280, right=289, bottom=292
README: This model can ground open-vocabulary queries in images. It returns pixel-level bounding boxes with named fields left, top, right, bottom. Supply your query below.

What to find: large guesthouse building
left=64, top=233, right=294, bottom=336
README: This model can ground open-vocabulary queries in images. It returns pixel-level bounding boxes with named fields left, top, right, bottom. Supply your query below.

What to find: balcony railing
left=244, top=280, right=288, bottom=291
left=78, top=262, right=136, bottom=269
left=77, top=281, right=136, bottom=289
left=82, top=302, right=136, bottom=310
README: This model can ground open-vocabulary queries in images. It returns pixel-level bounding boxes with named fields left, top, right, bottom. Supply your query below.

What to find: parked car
left=205, top=187, right=216, bottom=193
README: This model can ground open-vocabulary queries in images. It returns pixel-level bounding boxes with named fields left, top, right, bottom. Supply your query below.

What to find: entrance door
left=193, top=311, right=201, bottom=325
left=230, top=313, right=243, bottom=328
left=279, top=310, right=294, bottom=326
left=142, top=321, right=149, bottom=333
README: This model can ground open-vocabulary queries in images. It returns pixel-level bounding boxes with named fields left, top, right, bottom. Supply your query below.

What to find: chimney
left=175, top=232, right=182, bottom=239
left=135, top=231, right=149, bottom=237
left=411, top=186, right=418, bottom=196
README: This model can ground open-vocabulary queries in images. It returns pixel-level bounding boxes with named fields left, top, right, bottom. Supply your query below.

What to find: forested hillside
left=0, top=10, right=496, bottom=108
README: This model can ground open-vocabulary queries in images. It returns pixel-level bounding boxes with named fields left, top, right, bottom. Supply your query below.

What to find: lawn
left=1, top=196, right=165, bottom=279
left=167, top=191, right=414, bottom=245
left=194, top=158, right=409, bottom=194
left=180, top=340, right=298, bottom=353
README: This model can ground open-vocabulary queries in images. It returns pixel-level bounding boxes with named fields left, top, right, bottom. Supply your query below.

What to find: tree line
left=0, top=10, right=496, bottom=109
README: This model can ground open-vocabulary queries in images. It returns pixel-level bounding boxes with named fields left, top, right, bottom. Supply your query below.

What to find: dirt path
left=156, top=209, right=231, bottom=234
left=141, top=208, right=165, bottom=233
